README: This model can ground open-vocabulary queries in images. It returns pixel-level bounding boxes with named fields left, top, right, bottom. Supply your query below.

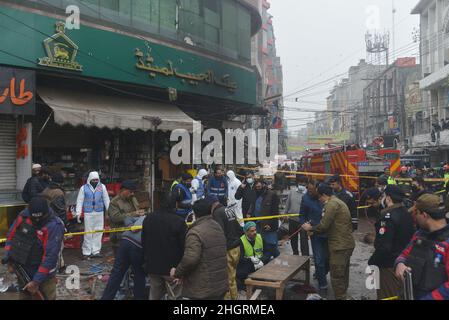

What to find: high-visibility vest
left=83, top=184, right=105, bottom=213
left=174, top=183, right=192, bottom=217
left=240, top=234, right=263, bottom=259
left=444, top=173, right=449, bottom=187
left=387, top=176, right=397, bottom=185
left=170, top=180, right=179, bottom=192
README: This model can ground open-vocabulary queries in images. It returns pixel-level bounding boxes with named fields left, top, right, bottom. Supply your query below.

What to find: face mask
left=90, top=181, right=99, bottom=189
left=246, top=178, right=254, bottom=184
left=31, top=212, right=49, bottom=229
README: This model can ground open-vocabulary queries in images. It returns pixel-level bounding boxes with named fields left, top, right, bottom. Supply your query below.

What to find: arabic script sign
left=0, top=67, right=35, bottom=115
left=134, top=47, right=237, bottom=93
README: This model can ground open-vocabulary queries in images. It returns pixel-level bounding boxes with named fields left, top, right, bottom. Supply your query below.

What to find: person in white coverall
left=227, top=171, right=243, bottom=226
left=76, top=171, right=110, bottom=259
left=191, top=169, right=208, bottom=204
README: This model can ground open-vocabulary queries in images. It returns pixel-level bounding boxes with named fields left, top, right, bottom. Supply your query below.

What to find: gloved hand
left=1, top=257, right=9, bottom=265
left=250, top=257, right=260, bottom=265
left=255, top=261, right=264, bottom=270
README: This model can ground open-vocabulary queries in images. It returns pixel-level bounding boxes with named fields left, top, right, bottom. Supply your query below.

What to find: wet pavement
left=0, top=217, right=378, bottom=301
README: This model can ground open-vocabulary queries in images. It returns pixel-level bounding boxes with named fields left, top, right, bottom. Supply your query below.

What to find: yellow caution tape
left=0, top=214, right=303, bottom=243
left=381, top=296, right=400, bottom=301
left=0, top=204, right=27, bottom=209
left=237, top=166, right=447, bottom=183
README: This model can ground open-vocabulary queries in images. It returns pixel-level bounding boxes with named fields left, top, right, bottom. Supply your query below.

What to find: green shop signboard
left=0, top=5, right=256, bottom=105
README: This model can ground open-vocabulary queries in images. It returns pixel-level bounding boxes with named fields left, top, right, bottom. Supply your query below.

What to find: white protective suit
left=76, top=171, right=110, bottom=256
left=226, top=170, right=243, bottom=226
left=191, top=169, right=208, bottom=204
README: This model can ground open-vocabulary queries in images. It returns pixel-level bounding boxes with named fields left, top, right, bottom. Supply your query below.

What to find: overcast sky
left=269, top=0, right=420, bottom=134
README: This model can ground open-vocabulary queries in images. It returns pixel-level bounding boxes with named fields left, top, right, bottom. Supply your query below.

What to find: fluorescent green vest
left=444, top=173, right=449, bottom=187
left=240, top=234, right=263, bottom=259
left=170, top=180, right=179, bottom=191
left=387, top=176, right=397, bottom=185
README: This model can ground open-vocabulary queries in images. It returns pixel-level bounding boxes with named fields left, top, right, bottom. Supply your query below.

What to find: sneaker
left=82, top=255, right=91, bottom=260
left=91, top=253, right=103, bottom=259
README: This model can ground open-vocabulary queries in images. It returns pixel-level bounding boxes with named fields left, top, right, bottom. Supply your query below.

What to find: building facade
left=412, top=0, right=449, bottom=164
left=247, top=0, right=285, bottom=154
left=0, top=0, right=262, bottom=232
left=362, top=58, right=420, bottom=151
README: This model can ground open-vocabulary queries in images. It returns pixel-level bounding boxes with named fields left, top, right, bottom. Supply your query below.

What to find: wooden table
left=244, top=254, right=311, bottom=300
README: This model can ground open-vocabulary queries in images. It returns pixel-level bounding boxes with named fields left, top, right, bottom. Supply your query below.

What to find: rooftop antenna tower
left=365, top=31, right=390, bottom=66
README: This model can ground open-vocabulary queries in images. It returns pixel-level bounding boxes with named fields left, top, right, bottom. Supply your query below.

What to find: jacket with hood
left=255, top=188, right=280, bottom=232
left=76, top=172, right=110, bottom=215
left=22, top=176, right=44, bottom=203
left=211, top=202, right=244, bottom=250
left=191, top=169, right=208, bottom=203
left=4, top=208, right=65, bottom=283
left=227, top=171, right=242, bottom=205
left=142, top=207, right=187, bottom=276
left=235, top=180, right=257, bottom=217
left=42, top=182, right=67, bottom=225
left=174, top=215, right=228, bottom=299
left=227, top=171, right=243, bottom=222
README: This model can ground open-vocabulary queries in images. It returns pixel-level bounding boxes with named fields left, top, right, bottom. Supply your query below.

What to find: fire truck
left=300, top=145, right=401, bottom=196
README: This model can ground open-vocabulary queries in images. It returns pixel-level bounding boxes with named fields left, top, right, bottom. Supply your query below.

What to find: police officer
left=395, top=194, right=449, bottom=300
left=302, top=184, right=355, bottom=300
left=444, top=165, right=449, bottom=192
left=171, top=173, right=194, bottom=220
left=382, top=167, right=397, bottom=185
left=368, top=185, right=415, bottom=300
left=1, top=197, right=65, bottom=300
left=108, top=180, right=145, bottom=253
left=329, top=175, right=358, bottom=231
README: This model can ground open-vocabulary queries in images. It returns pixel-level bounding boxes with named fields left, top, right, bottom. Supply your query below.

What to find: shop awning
left=38, top=87, right=197, bottom=132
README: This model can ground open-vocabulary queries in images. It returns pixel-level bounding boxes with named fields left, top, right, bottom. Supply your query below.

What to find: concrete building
left=247, top=0, right=286, bottom=154
left=0, top=0, right=262, bottom=222
left=325, top=60, right=382, bottom=144
left=362, top=58, right=420, bottom=151
left=412, top=0, right=449, bottom=164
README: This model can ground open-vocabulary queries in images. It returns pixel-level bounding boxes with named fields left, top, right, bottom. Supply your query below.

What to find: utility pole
left=392, top=0, right=396, bottom=60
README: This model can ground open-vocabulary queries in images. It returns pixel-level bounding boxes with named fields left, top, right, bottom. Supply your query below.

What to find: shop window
left=79, top=0, right=100, bottom=19
left=179, top=0, right=204, bottom=41
left=238, top=8, right=251, bottom=60
left=132, top=0, right=151, bottom=25
left=117, top=0, right=131, bottom=22
left=222, top=0, right=238, bottom=54
left=159, top=0, right=177, bottom=33
left=100, top=0, right=118, bottom=11
left=149, top=0, right=160, bottom=29
left=204, top=1, right=220, bottom=45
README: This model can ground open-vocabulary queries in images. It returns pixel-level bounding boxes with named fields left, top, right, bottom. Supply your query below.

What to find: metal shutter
left=0, top=117, right=16, bottom=190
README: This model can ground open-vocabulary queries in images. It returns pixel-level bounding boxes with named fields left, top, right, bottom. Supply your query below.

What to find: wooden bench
left=244, top=254, right=311, bottom=300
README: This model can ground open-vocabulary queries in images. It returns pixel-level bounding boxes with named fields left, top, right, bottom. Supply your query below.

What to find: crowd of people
left=1, top=163, right=449, bottom=301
